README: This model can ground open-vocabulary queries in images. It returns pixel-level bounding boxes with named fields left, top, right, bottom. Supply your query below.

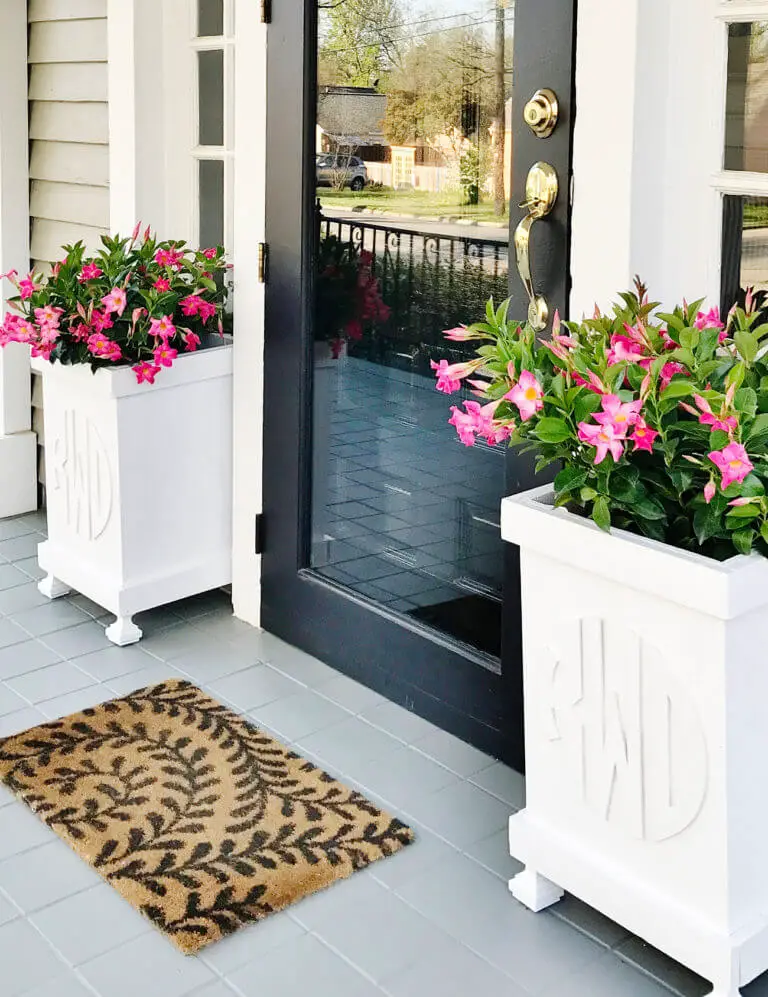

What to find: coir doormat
left=0, top=678, right=414, bottom=954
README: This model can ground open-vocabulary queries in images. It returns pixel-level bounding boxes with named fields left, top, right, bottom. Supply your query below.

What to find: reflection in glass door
left=310, top=0, right=514, bottom=661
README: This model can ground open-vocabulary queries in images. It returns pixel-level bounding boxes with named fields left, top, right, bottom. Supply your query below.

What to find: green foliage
left=439, top=277, right=768, bottom=560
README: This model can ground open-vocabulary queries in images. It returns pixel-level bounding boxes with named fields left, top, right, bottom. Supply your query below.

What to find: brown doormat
left=0, top=678, right=414, bottom=954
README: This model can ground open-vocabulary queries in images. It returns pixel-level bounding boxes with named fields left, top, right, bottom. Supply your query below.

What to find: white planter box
left=501, top=485, right=768, bottom=997
left=33, top=345, right=233, bottom=645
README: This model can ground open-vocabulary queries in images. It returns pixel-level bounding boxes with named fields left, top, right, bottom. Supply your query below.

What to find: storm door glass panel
left=310, top=0, right=514, bottom=660
left=721, top=194, right=768, bottom=318
left=200, top=159, right=225, bottom=246
left=199, top=50, right=225, bottom=146
left=725, top=22, right=768, bottom=172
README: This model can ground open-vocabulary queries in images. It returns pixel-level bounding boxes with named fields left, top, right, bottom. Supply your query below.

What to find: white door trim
left=231, top=0, right=267, bottom=626
left=0, top=0, right=37, bottom=518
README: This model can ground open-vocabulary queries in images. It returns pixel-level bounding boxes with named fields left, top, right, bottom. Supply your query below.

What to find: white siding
left=28, top=4, right=109, bottom=488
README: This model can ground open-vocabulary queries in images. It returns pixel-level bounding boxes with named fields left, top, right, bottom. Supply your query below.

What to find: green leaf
left=592, top=497, right=611, bottom=532
left=696, top=326, right=721, bottom=360
left=726, top=505, right=760, bottom=520
left=661, top=379, right=694, bottom=400
left=693, top=501, right=724, bottom=545
left=573, top=391, right=602, bottom=424
left=747, top=413, right=768, bottom=443
left=733, top=529, right=756, bottom=555
left=760, top=521, right=768, bottom=545
left=633, top=496, right=667, bottom=521
left=555, top=465, right=588, bottom=495
left=534, top=417, right=571, bottom=444
left=710, top=429, right=731, bottom=451
left=735, top=387, right=758, bottom=418
left=679, top=327, right=699, bottom=352
left=580, top=486, right=598, bottom=502
left=735, top=329, right=758, bottom=365
left=609, top=465, right=641, bottom=503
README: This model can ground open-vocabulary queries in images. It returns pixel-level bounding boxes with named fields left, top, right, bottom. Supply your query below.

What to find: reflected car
left=316, top=154, right=368, bottom=192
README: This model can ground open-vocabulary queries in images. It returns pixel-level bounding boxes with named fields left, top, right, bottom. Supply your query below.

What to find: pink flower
left=448, top=400, right=513, bottom=447
left=694, top=307, right=724, bottom=332
left=704, top=480, right=716, bottom=505
left=90, top=309, right=114, bottom=333
left=30, top=342, right=53, bottom=361
left=38, top=325, right=60, bottom=346
left=153, top=343, right=178, bottom=367
left=693, top=395, right=738, bottom=435
left=153, top=277, right=171, bottom=292
left=0, top=269, right=18, bottom=282
left=729, top=497, right=755, bottom=507
left=18, top=275, right=39, bottom=300
left=202, top=248, right=218, bottom=260
left=183, top=330, right=201, bottom=351
left=630, top=417, right=658, bottom=453
left=69, top=322, right=91, bottom=342
left=34, top=305, right=63, bottom=330
left=198, top=299, right=217, bottom=323
left=572, top=370, right=607, bottom=394
left=578, top=421, right=625, bottom=464
left=133, top=361, right=162, bottom=385
left=660, top=362, right=688, bottom=389
left=594, top=394, right=643, bottom=431
left=149, top=315, right=176, bottom=340
left=87, top=333, right=122, bottom=361
left=443, top=326, right=473, bottom=341
left=606, top=334, right=647, bottom=367
left=431, top=358, right=482, bottom=394
left=180, top=294, right=204, bottom=317
left=505, top=370, right=544, bottom=422
left=11, top=320, right=37, bottom=344
left=101, top=287, right=127, bottom=317
left=154, top=247, right=184, bottom=271
left=78, top=264, right=103, bottom=282
left=709, top=443, right=754, bottom=489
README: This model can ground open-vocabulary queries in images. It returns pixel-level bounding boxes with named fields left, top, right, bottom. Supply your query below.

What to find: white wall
left=570, top=0, right=721, bottom=317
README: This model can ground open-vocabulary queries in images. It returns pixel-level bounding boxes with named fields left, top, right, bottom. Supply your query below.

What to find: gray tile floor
left=0, top=510, right=764, bottom=997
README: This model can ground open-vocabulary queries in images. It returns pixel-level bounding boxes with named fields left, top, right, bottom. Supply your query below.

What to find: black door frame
left=262, top=0, right=577, bottom=770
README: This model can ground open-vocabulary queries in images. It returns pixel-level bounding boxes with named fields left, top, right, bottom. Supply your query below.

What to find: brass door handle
left=514, top=162, right=559, bottom=331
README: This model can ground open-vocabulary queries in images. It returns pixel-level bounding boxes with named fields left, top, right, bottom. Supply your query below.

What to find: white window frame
left=711, top=2, right=768, bottom=305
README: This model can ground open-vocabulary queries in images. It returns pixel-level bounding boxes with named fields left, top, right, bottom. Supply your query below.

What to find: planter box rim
left=31, top=339, right=232, bottom=398
left=501, top=484, right=768, bottom=619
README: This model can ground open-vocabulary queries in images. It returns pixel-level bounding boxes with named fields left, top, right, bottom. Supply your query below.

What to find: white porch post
left=0, top=0, right=37, bottom=519
left=231, top=0, right=267, bottom=626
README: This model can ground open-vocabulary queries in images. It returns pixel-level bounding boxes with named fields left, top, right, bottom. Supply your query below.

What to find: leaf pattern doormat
left=0, top=679, right=414, bottom=954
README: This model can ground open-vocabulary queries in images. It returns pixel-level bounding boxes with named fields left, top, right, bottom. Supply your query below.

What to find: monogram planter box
left=501, top=484, right=768, bottom=997
left=32, top=344, right=233, bottom=646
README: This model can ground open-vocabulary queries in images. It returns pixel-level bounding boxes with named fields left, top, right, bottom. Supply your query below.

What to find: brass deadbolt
left=523, top=88, right=559, bottom=138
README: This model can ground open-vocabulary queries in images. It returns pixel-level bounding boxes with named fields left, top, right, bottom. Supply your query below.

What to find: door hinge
left=255, top=513, right=265, bottom=555
left=257, top=242, right=269, bottom=284
left=260, top=0, right=272, bottom=24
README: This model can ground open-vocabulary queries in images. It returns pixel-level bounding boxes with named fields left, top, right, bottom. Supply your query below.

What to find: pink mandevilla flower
left=18, top=275, right=39, bottom=300
left=154, top=277, right=171, bottom=292
left=78, top=264, right=103, bottom=283
left=133, top=362, right=162, bottom=385
left=34, top=306, right=63, bottom=329
left=693, top=395, right=737, bottom=435
left=506, top=370, right=544, bottom=421
left=180, top=295, right=204, bottom=317
left=87, top=334, right=122, bottom=362
left=153, top=343, right=178, bottom=368
left=577, top=422, right=625, bottom=465
left=101, top=287, right=127, bottom=317
left=630, top=417, right=658, bottom=453
left=660, top=362, right=688, bottom=389
left=709, top=443, right=754, bottom=490
left=443, top=326, right=473, bottom=342
left=202, top=248, right=218, bottom=260
left=198, top=299, right=217, bottom=323
left=431, top=358, right=481, bottom=394
left=694, top=307, right=724, bottom=332
left=606, top=334, right=648, bottom=367
left=449, top=400, right=513, bottom=447
left=594, top=394, right=642, bottom=431
left=704, top=480, right=717, bottom=505
left=149, top=315, right=176, bottom=340
left=154, top=247, right=184, bottom=271
left=183, top=330, right=202, bottom=352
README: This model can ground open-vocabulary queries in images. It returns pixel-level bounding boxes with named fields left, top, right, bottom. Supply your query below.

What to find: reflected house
left=316, top=85, right=513, bottom=199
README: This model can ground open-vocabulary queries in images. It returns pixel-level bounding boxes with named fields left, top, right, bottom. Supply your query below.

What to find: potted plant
left=0, top=225, right=233, bottom=646
left=432, top=280, right=768, bottom=997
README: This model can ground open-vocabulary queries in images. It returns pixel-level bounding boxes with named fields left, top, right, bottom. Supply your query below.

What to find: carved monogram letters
left=50, top=409, right=113, bottom=541
left=542, top=618, right=708, bottom=842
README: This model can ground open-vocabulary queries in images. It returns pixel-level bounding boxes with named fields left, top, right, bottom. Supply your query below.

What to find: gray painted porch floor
left=0, top=510, right=760, bottom=997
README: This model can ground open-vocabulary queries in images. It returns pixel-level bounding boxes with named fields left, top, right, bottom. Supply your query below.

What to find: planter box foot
left=38, top=574, right=71, bottom=600
left=509, top=868, right=564, bottom=912
left=105, top=617, right=143, bottom=647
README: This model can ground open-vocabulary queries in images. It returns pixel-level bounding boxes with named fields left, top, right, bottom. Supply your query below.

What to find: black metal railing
left=318, top=212, right=510, bottom=374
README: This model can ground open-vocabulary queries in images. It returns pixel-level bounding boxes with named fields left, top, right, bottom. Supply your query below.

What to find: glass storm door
left=261, top=0, right=576, bottom=767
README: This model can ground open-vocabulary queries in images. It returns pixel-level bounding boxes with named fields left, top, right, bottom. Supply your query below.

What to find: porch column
left=0, top=0, right=37, bottom=519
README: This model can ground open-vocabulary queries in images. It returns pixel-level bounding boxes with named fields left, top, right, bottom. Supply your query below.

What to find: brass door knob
left=523, top=88, right=559, bottom=138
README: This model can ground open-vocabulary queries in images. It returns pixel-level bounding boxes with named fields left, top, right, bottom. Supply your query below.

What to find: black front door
left=262, top=0, right=576, bottom=769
